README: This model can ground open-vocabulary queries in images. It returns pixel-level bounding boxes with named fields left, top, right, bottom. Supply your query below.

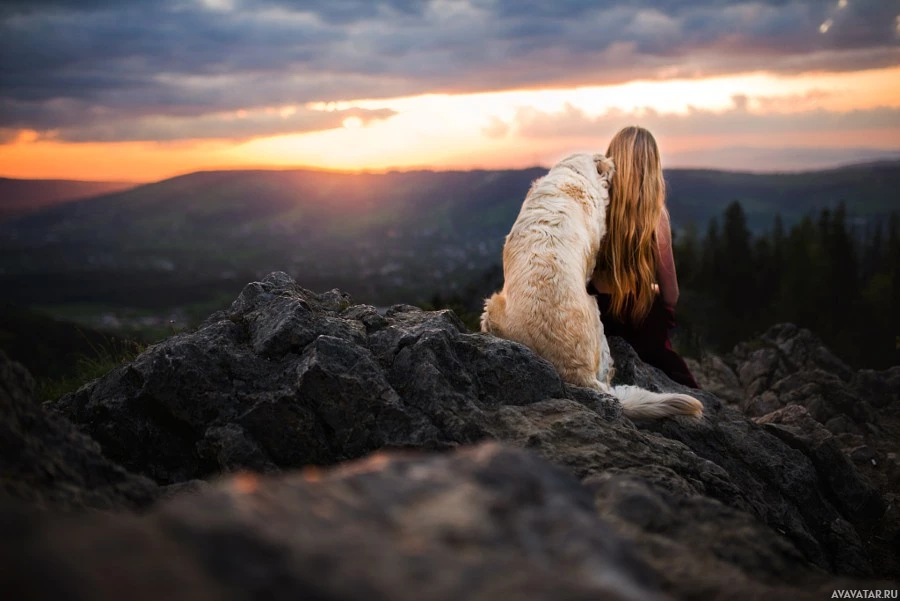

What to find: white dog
left=480, top=153, right=703, bottom=420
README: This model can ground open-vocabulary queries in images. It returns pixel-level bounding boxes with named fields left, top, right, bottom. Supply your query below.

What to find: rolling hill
left=1, top=160, right=897, bottom=312
left=0, top=177, right=137, bottom=222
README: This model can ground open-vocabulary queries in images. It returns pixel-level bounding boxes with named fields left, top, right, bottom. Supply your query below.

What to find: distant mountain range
left=0, top=178, right=136, bottom=222
left=1, top=160, right=898, bottom=311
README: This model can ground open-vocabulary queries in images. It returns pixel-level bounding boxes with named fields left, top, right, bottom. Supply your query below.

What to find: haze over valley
left=1, top=159, right=897, bottom=343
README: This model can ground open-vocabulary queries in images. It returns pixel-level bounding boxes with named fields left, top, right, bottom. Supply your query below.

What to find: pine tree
left=752, top=236, right=775, bottom=329
left=699, top=217, right=720, bottom=292
left=888, top=212, right=900, bottom=363
left=673, top=222, right=699, bottom=288
left=828, top=203, right=857, bottom=311
left=862, top=221, right=884, bottom=282
left=767, top=215, right=786, bottom=322
left=779, top=216, right=816, bottom=328
left=719, top=201, right=754, bottom=343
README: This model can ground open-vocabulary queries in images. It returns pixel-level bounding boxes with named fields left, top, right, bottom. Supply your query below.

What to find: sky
left=1, top=0, right=899, bottom=182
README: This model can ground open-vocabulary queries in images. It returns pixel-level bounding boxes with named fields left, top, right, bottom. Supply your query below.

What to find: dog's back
left=482, top=154, right=612, bottom=387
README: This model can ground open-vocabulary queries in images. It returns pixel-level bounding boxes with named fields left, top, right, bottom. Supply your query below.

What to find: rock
left=754, top=405, right=882, bottom=521
left=2, top=444, right=673, bottom=601
left=0, top=352, right=157, bottom=510
left=730, top=323, right=856, bottom=395
left=684, top=354, right=743, bottom=404
left=853, top=366, right=900, bottom=410
left=52, top=274, right=602, bottom=484
left=2, top=273, right=895, bottom=599
left=0, top=444, right=883, bottom=601
left=705, top=324, right=900, bottom=577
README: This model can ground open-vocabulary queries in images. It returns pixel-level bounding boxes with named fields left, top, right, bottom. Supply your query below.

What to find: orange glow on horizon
left=1, top=66, right=899, bottom=182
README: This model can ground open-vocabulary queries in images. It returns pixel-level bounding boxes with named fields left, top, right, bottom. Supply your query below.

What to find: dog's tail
left=609, top=385, right=703, bottom=420
left=480, top=292, right=506, bottom=334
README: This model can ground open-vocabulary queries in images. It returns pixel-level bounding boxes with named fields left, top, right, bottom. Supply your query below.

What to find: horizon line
left=3, top=156, right=899, bottom=186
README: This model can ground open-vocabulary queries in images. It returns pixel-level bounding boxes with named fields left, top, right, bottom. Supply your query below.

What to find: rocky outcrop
left=2, top=273, right=898, bottom=599
left=687, top=322, right=900, bottom=576
left=0, top=351, right=157, bottom=510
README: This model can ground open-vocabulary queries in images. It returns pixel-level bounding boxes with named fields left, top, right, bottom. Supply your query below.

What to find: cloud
left=481, top=116, right=510, bottom=139
left=1, top=0, right=898, bottom=142
left=504, top=100, right=900, bottom=141
left=0, top=104, right=396, bottom=143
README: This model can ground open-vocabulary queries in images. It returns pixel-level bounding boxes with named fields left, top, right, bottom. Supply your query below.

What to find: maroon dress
left=588, top=282, right=700, bottom=390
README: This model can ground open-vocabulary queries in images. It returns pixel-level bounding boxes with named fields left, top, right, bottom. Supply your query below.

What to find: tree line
left=673, top=201, right=900, bottom=369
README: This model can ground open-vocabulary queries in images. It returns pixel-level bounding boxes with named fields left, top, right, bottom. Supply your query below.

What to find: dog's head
left=556, top=153, right=615, bottom=183
left=592, top=153, right=615, bottom=178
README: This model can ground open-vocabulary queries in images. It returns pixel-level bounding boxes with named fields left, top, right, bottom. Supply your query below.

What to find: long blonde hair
left=598, top=126, right=666, bottom=323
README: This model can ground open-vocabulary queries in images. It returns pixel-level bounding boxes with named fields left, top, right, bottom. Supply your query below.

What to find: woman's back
left=597, top=126, right=668, bottom=324
left=590, top=126, right=699, bottom=389
left=592, top=208, right=676, bottom=307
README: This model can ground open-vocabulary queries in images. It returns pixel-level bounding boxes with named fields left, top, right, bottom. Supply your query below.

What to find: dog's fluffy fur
left=480, top=153, right=703, bottom=420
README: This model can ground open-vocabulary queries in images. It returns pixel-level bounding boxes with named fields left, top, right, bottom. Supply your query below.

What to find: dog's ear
left=593, top=153, right=614, bottom=176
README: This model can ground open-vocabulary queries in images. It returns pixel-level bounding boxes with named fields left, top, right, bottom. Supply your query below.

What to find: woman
left=587, top=126, right=700, bottom=389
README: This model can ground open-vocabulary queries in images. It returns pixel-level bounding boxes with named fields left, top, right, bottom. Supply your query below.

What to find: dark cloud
left=0, top=0, right=428, bottom=22
left=0, top=0, right=156, bottom=16
left=242, top=0, right=429, bottom=23
left=1, top=0, right=897, bottom=142
left=0, top=102, right=397, bottom=143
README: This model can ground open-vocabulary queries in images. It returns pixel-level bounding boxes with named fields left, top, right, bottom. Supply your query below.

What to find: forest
left=672, top=202, right=900, bottom=369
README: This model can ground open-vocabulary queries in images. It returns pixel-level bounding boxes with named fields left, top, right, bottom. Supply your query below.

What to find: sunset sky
left=1, top=0, right=899, bottom=182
